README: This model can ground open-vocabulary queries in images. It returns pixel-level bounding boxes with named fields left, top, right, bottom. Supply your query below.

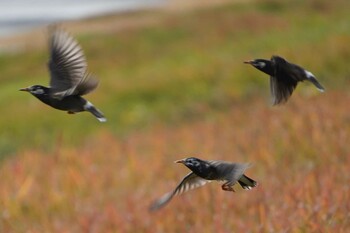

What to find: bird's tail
left=308, top=76, right=325, bottom=92
left=238, top=175, right=258, bottom=190
left=84, top=101, right=107, bottom=122
left=305, top=72, right=325, bottom=92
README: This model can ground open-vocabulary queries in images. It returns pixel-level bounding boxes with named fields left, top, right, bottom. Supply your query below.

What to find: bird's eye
left=187, top=159, right=194, bottom=165
left=32, top=88, right=44, bottom=94
left=257, top=62, right=266, bottom=68
left=190, top=160, right=199, bottom=167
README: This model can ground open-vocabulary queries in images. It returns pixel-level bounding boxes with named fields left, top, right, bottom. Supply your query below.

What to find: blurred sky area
left=0, top=0, right=164, bottom=37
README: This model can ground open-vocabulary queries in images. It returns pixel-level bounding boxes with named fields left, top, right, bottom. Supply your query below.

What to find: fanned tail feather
left=238, top=175, right=258, bottom=190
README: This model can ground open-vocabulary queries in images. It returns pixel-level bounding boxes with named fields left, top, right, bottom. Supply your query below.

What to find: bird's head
left=244, top=58, right=273, bottom=75
left=175, top=157, right=205, bottom=169
left=175, top=157, right=213, bottom=177
left=19, top=85, right=48, bottom=96
left=244, top=59, right=268, bottom=69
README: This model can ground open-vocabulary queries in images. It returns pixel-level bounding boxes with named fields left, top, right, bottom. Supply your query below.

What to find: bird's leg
left=67, top=111, right=75, bottom=114
left=221, top=183, right=235, bottom=192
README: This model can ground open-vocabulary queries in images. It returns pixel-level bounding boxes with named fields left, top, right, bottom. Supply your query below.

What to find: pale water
left=0, top=0, right=164, bottom=37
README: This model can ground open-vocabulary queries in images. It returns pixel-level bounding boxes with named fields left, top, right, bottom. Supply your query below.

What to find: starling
left=20, top=26, right=106, bottom=122
left=149, top=157, right=257, bottom=211
left=244, top=55, right=325, bottom=105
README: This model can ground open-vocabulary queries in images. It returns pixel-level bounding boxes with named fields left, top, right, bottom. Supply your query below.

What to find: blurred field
left=0, top=0, right=350, bottom=232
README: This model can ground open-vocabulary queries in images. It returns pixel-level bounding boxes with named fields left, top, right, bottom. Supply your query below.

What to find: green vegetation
left=0, top=0, right=349, bottom=231
left=0, top=0, right=349, bottom=157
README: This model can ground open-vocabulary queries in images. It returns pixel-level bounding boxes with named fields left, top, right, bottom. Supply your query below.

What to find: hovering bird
left=20, top=27, right=106, bottom=122
left=244, top=55, right=325, bottom=105
left=149, top=157, right=257, bottom=211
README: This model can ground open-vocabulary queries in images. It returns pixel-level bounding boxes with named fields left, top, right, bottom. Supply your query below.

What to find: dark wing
left=48, top=27, right=98, bottom=99
left=270, top=56, right=302, bottom=105
left=269, top=75, right=297, bottom=105
left=208, top=160, right=250, bottom=184
left=73, top=73, right=99, bottom=96
left=149, top=172, right=209, bottom=211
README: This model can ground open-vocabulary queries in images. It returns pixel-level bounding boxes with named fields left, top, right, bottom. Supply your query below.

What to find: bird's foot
left=67, top=111, right=75, bottom=114
left=222, top=184, right=235, bottom=192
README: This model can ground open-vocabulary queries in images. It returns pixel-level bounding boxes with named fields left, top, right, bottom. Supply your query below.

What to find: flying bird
left=149, top=157, right=257, bottom=211
left=20, top=26, right=106, bottom=122
left=244, top=55, right=325, bottom=105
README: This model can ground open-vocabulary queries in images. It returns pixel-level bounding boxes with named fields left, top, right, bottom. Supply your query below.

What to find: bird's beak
left=19, top=87, right=30, bottom=92
left=243, top=60, right=253, bottom=64
left=174, top=159, right=185, bottom=164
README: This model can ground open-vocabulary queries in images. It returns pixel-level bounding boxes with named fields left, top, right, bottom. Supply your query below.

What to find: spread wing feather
left=48, top=27, right=98, bottom=99
left=208, top=160, right=250, bottom=184
left=270, top=75, right=297, bottom=105
left=270, top=56, right=299, bottom=105
left=149, top=172, right=209, bottom=211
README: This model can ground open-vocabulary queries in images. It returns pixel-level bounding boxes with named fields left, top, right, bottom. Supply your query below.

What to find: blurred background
left=0, top=0, right=349, bottom=232
left=0, top=0, right=164, bottom=37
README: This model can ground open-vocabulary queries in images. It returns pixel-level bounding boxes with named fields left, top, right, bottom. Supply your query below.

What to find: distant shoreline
left=0, top=0, right=234, bottom=54
left=0, top=0, right=165, bottom=38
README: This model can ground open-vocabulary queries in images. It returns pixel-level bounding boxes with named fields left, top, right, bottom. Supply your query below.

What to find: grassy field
left=0, top=0, right=350, bottom=232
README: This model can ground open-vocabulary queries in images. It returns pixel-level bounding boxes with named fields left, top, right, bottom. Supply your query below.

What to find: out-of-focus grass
left=0, top=0, right=349, bottom=157
left=0, top=92, right=349, bottom=232
left=0, top=0, right=350, bottom=231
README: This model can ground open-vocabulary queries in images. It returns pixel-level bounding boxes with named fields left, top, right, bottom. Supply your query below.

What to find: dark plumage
left=149, top=157, right=257, bottom=211
left=20, top=27, right=106, bottom=122
left=244, top=55, right=325, bottom=105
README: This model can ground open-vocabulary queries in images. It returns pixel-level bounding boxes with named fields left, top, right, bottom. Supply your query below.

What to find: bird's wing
left=209, top=161, right=250, bottom=184
left=269, top=57, right=299, bottom=105
left=72, top=72, right=99, bottom=96
left=269, top=75, right=297, bottom=105
left=172, top=172, right=210, bottom=196
left=225, top=163, right=251, bottom=185
left=149, top=172, right=209, bottom=211
left=48, top=27, right=98, bottom=99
